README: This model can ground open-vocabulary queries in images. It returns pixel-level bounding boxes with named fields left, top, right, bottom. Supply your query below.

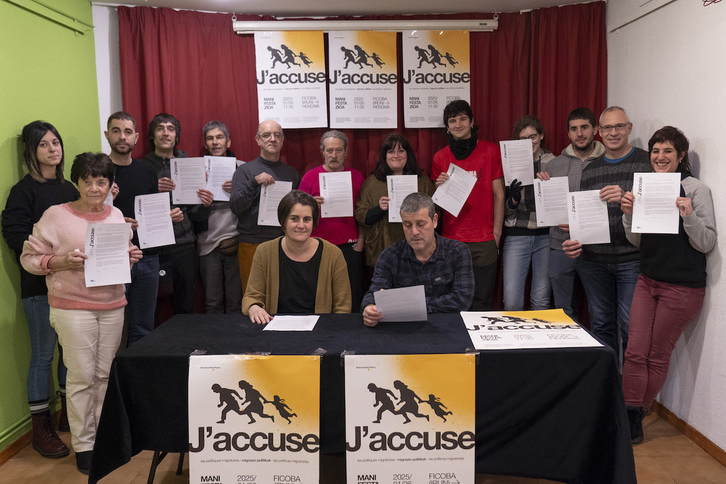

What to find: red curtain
left=118, top=2, right=606, bottom=176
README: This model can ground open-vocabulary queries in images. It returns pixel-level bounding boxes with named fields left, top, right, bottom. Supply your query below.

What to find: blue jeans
left=502, top=234, right=551, bottom=311
left=22, top=295, right=66, bottom=409
left=126, top=254, right=160, bottom=346
left=549, top=248, right=579, bottom=320
left=576, top=258, right=640, bottom=354
left=199, top=247, right=242, bottom=314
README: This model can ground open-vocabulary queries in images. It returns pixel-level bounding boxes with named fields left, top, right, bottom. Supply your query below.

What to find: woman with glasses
left=355, top=133, right=434, bottom=276
left=501, top=116, right=555, bottom=311
left=620, top=126, right=716, bottom=444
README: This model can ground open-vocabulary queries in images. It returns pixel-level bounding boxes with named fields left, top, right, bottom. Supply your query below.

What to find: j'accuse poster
left=255, top=31, right=327, bottom=128
left=402, top=30, right=470, bottom=128
left=345, top=354, right=475, bottom=484
left=328, top=31, right=398, bottom=129
left=188, top=354, right=320, bottom=484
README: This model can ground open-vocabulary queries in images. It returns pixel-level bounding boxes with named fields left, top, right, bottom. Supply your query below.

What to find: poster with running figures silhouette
left=402, top=30, right=470, bottom=128
left=462, top=309, right=603, bottom=350
left=327, top=31, right=398, bottom=129
left=254, top=31, right=327, bottom=128
left=345, top=354, right=475, bottom=484
left=188, top=355, right=320, bottom=484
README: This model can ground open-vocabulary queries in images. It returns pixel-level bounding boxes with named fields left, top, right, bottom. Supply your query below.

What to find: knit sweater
left=623, top=175, right=716, bottom=287
left=579, top=147, right=650, bottom=263
left=20, top=203, right=130, bottom=310
left=242, top=237, right=351, bottom=315
left=2, top=175, right=78, bottom=298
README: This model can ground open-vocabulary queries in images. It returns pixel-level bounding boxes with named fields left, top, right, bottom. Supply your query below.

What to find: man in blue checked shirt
left=361, top=193, right=474, bottom=326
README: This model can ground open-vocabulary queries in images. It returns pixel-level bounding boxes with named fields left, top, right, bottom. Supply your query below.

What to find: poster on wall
left=327, top=31, right=398, bottom=128
left=402, top=30, right=470, bottom=128
left=188, top=354, right=320, bottom=484
left=254, top=31, right=327, bottom=128
left=462, top=309, right=603, bottom=350
left=345, top=354, right=475, bottom=484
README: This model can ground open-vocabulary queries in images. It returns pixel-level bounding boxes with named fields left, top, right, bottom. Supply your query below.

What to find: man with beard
left=105, top=111, right=182, bottom=345
left=537, top=108, right=605, bottom=319
left=144, top=113, right=213, bottom=315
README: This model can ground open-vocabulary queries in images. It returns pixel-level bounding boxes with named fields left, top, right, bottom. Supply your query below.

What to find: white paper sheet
left=263, top=315, right=320, bottom=331
left=170, top=157, right=206, bottom=204
left=386, top=175, right=418, bottom=223
left=134, top=192, right=175, bottom=249
left=257, top=181, right=293, bottom=226
left=499, top=139, right=535, bottom=186
left=373, top=285, right=427, bottom=322
left=84, top=222, right=132, bottom=287
left=631, top=172, right=681, bottom=234
left=534, top=176, right=570, bottom=227
left=319, top=171, right=353, bottom=218
left=205, top=156, right=237, bottom=202
left=567, top=190, right=611, bottom=245
left=431, top=163, right=477, bottom=217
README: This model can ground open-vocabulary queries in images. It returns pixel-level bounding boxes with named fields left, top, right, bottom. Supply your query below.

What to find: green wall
left=0, top=0, right=100, bottom=452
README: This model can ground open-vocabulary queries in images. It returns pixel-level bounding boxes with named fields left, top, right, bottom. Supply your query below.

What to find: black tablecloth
left=90, top=314, right=635, bottom=484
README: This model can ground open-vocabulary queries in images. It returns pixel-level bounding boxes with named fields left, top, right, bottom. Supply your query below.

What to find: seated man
left=361, top=193, right=474, bottom=327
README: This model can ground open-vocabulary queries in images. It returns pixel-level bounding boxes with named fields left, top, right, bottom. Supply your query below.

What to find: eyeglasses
left=258, top=131, right=284, bottom=140
left=519, top=134, right=539, bottom=141
left=600, top=124, right=630, bottom=134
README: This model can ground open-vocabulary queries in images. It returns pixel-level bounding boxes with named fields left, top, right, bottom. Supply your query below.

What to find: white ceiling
left=92, top=0, right=595, bottom=17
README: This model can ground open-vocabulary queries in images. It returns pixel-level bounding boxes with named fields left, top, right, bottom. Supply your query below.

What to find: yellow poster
left=402, top=30, right=470, bottom=128
left=254, top=31, right=327, bottom=128
left=345, top=354, right=475, bottom=483
left=189, top=354, right=320, bottom=484
left=328, top=31, right=398, bottom=128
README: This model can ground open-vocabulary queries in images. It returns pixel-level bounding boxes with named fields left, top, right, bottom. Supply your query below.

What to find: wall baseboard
left=653, top=401, right=726, bottom=467
left=0, top=430, right=31, bottom=467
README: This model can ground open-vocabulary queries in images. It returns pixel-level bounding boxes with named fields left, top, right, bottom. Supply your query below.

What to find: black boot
left=31, top=411, right=70, bottom=458
left=76, top=450, right=93, bottom=474
left=626, top=406, right=644, bottom=445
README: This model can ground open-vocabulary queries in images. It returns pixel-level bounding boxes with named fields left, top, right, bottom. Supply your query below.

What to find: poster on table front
left=402, top=30, right=470, bottom=128
left=345, top=354, right=475, bottom=484
left=462, top=309, right=603, bottom=350
left=188, top=355, right=320, bottom=484
left=254, top=31, right=327, bottom=128
left=327, top=31, right=398, bottom=128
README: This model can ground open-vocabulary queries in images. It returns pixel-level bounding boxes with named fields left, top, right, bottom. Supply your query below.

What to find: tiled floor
left=1, top=412, right=725, bottom=483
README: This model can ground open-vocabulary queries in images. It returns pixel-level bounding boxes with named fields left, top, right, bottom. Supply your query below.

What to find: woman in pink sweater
left=21, top=152, right=142, bottom=474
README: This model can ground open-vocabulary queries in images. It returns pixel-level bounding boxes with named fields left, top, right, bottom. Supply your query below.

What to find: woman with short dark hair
left=242, top=190, right=351, bottom=324
left=21, top=152, right=142, bottom=474
left=620, top=126, right=717, bottom=444
left=1, top=121, right=79, bottom=459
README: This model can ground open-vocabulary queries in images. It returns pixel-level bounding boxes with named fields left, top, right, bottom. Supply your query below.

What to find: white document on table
left=432, top=163, right=477, bottom=217
left=257, top=181, right=293, bottom=226
left=534, top=177, right=569, bottom=227
left=134, top=192, right=175, bottom=249
left=84, top=222, right=132, bottom=287
left=374, top=285, right=427, bottom=322
left=499, top=139, right=535, bottom=186
left=567, top=190, right=611, bottom=245
left=170, top=157, right=206, bottom=204
left=319, top=171, right=353, bottom=218
left=263, top=315, right=320, bottom=331
left=205, top=156, right=237, bottom=202
left=387, top=175, right=418, bottom=223
left=631, top=172, right=681, bottom=234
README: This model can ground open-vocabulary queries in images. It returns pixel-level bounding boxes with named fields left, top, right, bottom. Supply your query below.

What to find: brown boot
left=31, top=411, right=70, bottom=458
left=57, top=391, right=70, bottom=432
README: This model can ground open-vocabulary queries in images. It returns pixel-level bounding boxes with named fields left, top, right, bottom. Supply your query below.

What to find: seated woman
left=20, top=152, right=141, bottom=474
left=620, top=126, right=717, bottom=444
left=242, top=190, right=351, bottom=324
left=355, top=133, right=434, bottom=272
